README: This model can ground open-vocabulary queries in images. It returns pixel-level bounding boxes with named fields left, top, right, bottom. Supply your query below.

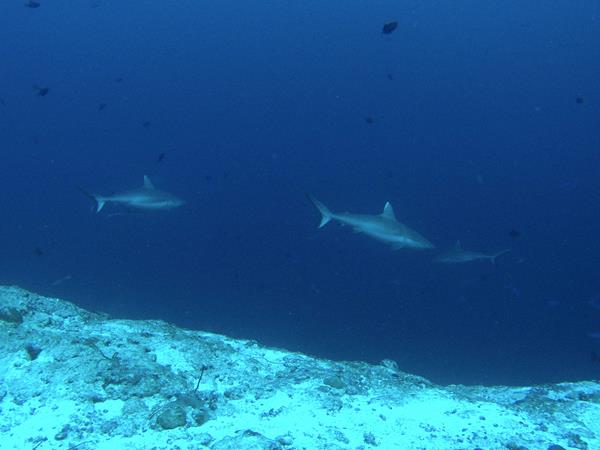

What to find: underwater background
left=1, top=0, right=599, bottom=386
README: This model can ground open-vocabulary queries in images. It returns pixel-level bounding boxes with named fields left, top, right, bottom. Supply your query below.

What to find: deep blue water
left=1, top=0, right=599, bottom=386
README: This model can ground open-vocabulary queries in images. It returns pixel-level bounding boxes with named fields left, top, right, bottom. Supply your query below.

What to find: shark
left=435, top=241, right=510, bottom=265
left=307, top=194, right=435, bottom=250
left=79, top=175, right=185, bottom=212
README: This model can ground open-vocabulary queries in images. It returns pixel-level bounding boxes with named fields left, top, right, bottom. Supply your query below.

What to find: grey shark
left=307, top=194, right=434, bottom=250
left=435, top=241, right=510, bottom=265
left=81, top=175, right=185, bottom=212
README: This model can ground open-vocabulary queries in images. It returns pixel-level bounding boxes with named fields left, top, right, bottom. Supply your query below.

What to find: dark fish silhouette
left=34, top=85, right=49, bottom=96
left=98, top=103, right=107, bottom=112
left=25, top=1, right=41, bottom=8
left=365, top=117, right=375, bottom=124
left=157, top=152, right=165, bottom=162
left=34, top=247, right=44, bottom=257
left=114, top=77, right=124, bottom=83
left=142, top=121, right=151, bottom=128
left=0, top=98, right=5, bottom=107
left=387, top=73, right=394, bottom=81
left=382, top=21, right=398, bottom=35
left=576, top=96, right=584, bottom=104
left=509, top=229, right=520, bottom=239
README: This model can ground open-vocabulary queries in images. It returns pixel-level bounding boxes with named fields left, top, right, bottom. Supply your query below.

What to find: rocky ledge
left=1, top=286, right=598, bottom=449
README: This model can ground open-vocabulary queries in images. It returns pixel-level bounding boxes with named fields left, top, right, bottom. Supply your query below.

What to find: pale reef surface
left=0, top=286, right=598, bottom=450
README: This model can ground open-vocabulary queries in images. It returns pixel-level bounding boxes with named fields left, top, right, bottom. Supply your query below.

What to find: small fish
left=560, top=179, right=578, bottom=192
left=34, top=247, right=44, bottom=257
left=51, top=275, right=72, bottom=286
left=509, top=229, right=520, bottom=239
left=545, top=300, right=561, bottom=308
left=588, top=295, right=600, bottom=310
left=24, top=0, right=41, bottom=8
left=0, top=98, right=6, bottom=106
left=504, top=281, right=522, bottom=300
left=387, top=73, right=394, bottom=81
left=114, top=77, right=124, bottom=83
left=142, top=121, right=151, bottom=128
left=97, top=103, right=107, bottom=112
left=157, top=152, right=165, bottom=162
left=576, top=96, right=584, bottom=104
left=382, top=21, right=398, bottom=35
left=33, top=85, right=49, bottom=96
left=365, top=116, right=375, bottom=124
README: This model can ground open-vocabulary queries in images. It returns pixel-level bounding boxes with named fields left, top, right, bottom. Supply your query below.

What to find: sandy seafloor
left=0, top=286, right=598, bottom=450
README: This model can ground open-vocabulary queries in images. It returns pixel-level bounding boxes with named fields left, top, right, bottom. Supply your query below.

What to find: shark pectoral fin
left=143, top=175, right=155, bottom=189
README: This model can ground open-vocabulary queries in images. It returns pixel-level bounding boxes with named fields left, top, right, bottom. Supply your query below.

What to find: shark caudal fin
left=76, top=185, right=106, bottom=212
left=491, top=249, right=511, bottom=266
left=306, top=194, right=333, bottom=228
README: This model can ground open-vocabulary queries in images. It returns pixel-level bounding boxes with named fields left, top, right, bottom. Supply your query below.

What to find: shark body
left=307, top=195, right=434, bottom=250
left=435, top=241, right=509, bottom=265
left=82, top=175, right=185, bottom=212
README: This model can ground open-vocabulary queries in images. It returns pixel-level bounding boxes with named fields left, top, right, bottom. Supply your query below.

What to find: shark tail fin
left=306, top=194, right=333, bottom=228
left=76, top=185, right=105, bottom=213
left=491, top=249, right=510, bottom=266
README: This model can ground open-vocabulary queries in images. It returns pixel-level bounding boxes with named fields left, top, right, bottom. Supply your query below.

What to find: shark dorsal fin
left=454, top=240, right=462, bottom=249
left=381, top=202, right=397, bottom=220
left=143, top=175, right=155, bottom=189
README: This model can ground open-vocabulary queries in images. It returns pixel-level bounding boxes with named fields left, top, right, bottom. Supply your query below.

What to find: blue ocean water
left=1, top=0, right=599, bottom=386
